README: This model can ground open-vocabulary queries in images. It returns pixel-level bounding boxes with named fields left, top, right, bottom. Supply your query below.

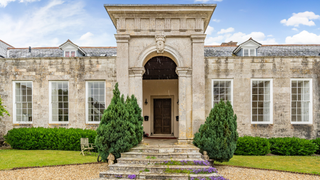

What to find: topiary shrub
left=269, top=137, right=318, bottom=156
left=193, top=100, right=238, bottom=162
left=312, top=138, right=320, bottom=154
left=235, top=136, right=270, bottom=155
left=95, top=83, right=142, bottom=161
left=4, top=127, right=96, bottom=150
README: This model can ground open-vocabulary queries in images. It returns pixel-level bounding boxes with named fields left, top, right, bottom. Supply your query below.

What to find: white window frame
left=211, top=79, right=233, bottom=108
left=243, top=48, right=256, bottom=56
left=290, top=79, right=313, bottom=125
left=85, top=81, right=106, bottom=124
left=251, top=79, right=273, bottom=124
left=49, top=81, right=69, bottom=124
left=64, top=51, right=76, bottom=57
left=13, top=81, right=33, bottom=124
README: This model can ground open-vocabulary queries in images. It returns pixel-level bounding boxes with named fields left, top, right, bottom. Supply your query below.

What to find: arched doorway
left=142, top=56, right=179, bottom=137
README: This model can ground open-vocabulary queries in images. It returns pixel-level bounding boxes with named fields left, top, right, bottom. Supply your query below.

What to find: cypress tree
left=95, top=83, right=136, bottom=161
left=129, top=95, right=143, bottom=144
left=193, top=99, right=238, bottom=162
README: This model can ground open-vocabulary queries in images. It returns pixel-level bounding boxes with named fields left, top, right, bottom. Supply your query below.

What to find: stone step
left=130, top=146, right=200, bottom=153
left=100, top=171, right=221, bottom=180
left=120, top=152, right=202, bottom=159
left=109, top=164, right=213, bottom=174
left=117, top=158, right=203, bottom=165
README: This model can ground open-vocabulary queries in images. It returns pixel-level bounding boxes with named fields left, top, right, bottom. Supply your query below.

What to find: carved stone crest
left=155, top=35, right=166, bottom=54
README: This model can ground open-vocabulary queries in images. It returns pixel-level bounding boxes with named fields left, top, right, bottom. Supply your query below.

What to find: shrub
left=4, top=127, right=96, bottom=151
left=269, top=137, right=318, bottom=156
left=193, top=100, right=238, bottom=162
left=0, top=96, right=10, bottom=121
left=312, top=138, right=320, bottom=154
left=235, top=136, right=270, bottom=155
left=95, top=83, right=142, bottom=161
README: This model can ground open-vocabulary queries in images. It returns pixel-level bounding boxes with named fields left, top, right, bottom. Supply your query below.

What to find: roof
left=0, top=40, right=14, bottom=48
left=59, top=39, right=86, bottom=55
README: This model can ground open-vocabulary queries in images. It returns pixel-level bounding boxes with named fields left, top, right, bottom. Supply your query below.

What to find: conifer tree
left=129, top=95, right=143, bottom=144
left=193, top=100, right=238, bottom=162
left=95, top=83, right=136, bottom=160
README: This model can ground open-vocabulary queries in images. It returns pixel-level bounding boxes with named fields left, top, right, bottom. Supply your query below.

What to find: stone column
left=191, top=34, right=206, bottom=136
left=115, top=34, right=130, bottom=97
left=176, top=67, right=192, bottom=144
left=129, top=67, right=145, bottom=113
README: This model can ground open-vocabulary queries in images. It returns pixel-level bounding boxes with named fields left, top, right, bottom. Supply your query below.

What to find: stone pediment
left=104, top=4, right=216, bottom=35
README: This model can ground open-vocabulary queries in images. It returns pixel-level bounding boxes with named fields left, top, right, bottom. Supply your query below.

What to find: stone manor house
left=0, top=4, right=320, bottom=143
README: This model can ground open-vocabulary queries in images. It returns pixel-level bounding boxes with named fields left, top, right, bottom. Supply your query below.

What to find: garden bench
left=80, top=138, right=94, bottom=156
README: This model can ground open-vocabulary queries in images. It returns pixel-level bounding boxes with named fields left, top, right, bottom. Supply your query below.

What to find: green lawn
left=215, top=155, right=320, bottom=175
left=0, top=149, right=97, bottom=170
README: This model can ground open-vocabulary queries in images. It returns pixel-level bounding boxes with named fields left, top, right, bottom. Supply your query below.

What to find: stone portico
left=105, top=4, right=216, bottom=144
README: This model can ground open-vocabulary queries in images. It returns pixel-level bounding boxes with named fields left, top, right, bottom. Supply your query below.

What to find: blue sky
left=0, top=0, right=320, bottom=47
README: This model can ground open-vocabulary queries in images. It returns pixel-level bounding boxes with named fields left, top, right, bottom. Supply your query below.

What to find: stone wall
left=0, top=56, right=117, bottom=136
left=205, top=56, right=320, bottom=139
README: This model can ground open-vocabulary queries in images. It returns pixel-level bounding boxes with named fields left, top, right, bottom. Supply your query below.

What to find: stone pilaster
left=129, top=67, right=145, bottom=112
left=176, top=67, right=192, bottom=144
left=191, top=34, right=206, bottom=136
left=115, top=34, right=130, bottom=97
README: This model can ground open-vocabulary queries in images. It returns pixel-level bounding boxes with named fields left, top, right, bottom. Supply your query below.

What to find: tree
left=0, top=96, right=10, bottom=121
left=126, top=95, right=143, bottom=145
left=95, top=83, right=142, bottom=161
left=193, top=100, right=238, bottom=163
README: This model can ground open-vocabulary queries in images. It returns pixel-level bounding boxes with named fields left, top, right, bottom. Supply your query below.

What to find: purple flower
left=128, top=174, right=136, bottom=179
left=190, top=178, right=195, bottom=180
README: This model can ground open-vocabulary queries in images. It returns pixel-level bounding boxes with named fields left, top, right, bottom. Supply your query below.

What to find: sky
left=0, top=0, right=320, bottom=47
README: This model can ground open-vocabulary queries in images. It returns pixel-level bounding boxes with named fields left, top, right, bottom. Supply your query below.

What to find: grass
left=215, top=155, right=320, bottom=175
left=0, top=149, right=97, bottom=170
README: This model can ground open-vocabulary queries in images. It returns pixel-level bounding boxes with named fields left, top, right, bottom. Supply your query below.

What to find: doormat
left=145, top=137, right=177, bottom=139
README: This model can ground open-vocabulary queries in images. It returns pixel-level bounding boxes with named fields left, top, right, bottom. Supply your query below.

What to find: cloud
left=212, top=19, right=220, bottom=23
left=77, top=32, right=113, bottom=46
left=285, top=30, right=320, bottom=44
left=205, top=30, right=277, bottom=45
left=205, top=25, right=214, bottom=35
left=281, top=11, right=320, bottom=27
left=292, top=28, right=299, bottom=31
left=0, top=0, right=39, bottom=8
left=0, top=0, right=115, bottom=47
left=217, top=27, right=234, bottom=34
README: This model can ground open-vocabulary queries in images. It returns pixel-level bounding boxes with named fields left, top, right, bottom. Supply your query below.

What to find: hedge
left=235, top=136, right=270, bottom=155
left=269, top=137, right=318, bottom=156
left=4, top=127, right=97, bottom=151
left=312, top=138, right=320, bottom=154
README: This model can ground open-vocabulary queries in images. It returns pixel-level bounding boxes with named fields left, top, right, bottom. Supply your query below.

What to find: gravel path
left=0, top=163, right=319, bottom=180
left=216, top=165, right=320, bottom=180
left=0, top=163, right=107, bottom=180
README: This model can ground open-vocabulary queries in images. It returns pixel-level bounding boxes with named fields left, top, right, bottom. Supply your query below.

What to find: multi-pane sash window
left=64, top=51, right=76, bottom=57
left=13, top=82, right=32, bottom=123
left=251, top=80, right=273, bottom=123
left=50, top=81, right=69, bottom=123
left=86, top=82, right=105, bottom=123
left=243, top=48, right=256, bottom=56
left=212, top=80, right=233, bottom=107
left=291, top=79, right=312, bottom=124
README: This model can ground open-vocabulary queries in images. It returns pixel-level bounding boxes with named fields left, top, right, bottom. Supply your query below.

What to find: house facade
left=0, top=4, right=320, bottom=143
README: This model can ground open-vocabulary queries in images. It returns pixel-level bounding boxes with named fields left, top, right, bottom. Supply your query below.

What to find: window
left=212, top=79, right=233, bottom=107
left=291, top=79, right=312, bottom=124
left=243, top=48, right=256, bottom=56
left=86, top=82, right=105, bottom=123
left=251, top=79, right=273, bottom=124
left=64, top=51, right=76, bottom=57
left=49, top=81, right=69, bottom=123
left=13, top=82, right=32, bottom=123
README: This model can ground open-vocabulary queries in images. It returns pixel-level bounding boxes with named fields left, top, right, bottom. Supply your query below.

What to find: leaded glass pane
left=252, top=80, right=271, bottom=122
left=51, top=82, right=68, bottom=122
left=15, top=82, right=32, bottom=122
left=87, top=82, right=105, bottom=122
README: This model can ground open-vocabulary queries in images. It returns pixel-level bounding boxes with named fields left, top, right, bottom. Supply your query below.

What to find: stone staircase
left=99, top=143, right=223, bottom=180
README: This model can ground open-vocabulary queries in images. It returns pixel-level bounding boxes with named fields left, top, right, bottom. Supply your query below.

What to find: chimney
left=29, top=46, right=31, bottom=53
left=221, top=41, right=238, bottom=46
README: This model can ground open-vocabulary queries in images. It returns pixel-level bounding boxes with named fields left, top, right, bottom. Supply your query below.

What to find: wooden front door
left=154, top=99, right=171, bottom=134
